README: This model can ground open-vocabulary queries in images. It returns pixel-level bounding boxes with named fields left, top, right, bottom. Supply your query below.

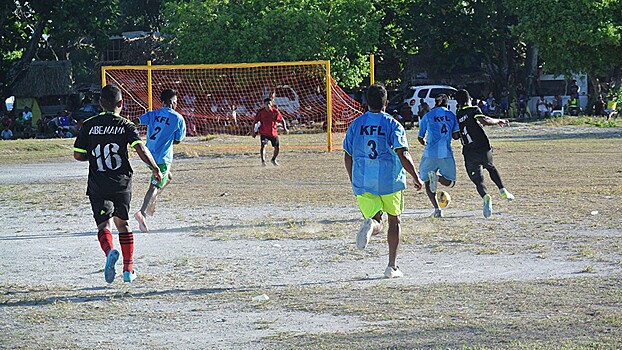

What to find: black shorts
left=464, top=149, right=494, bottom=173
left=89, top=192, right=131, bottom=225
left=260, top=135, right=279, bottom=148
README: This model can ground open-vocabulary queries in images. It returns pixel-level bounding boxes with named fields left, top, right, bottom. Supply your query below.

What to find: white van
left=388, top=85, right=458, bottom=117
left=530, top=73, right=588, bottom=114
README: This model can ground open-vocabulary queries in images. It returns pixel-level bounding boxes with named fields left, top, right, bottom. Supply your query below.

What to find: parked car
left=389, top=85, right=457, bottom=113
left=263, top=85, right=300, bottom=117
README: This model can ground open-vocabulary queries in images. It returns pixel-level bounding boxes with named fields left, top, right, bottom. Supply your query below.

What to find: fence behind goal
left=102, top=61, right=364, bottom=150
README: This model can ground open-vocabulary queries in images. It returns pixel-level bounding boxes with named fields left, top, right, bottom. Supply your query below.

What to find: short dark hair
left=435, top=94, right=449, bottom=107
left=160, top=89, right=177, bottom=103
left=455, top=89, right=471, bottom=106
left=366, top=83, right=387, bottom=111
left=263, top=98, right=272, bottom=103
left=100, top=85, right=122, bottom=105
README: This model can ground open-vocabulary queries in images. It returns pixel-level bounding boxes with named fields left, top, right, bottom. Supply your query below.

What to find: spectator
left=22, top=107, right=33, bottom=127
left=536, top=96, right=549, bottom=119
left=487, top=99, right=499, bottom=117
left=486, top=92, right=495, bottom=107
left=1, top=126, right=13, bottom=140
left=593, top=96, right=606, bottom=117
left=517, top=93, right=528, bottom=119
left=568, top=93, right=580, bottom=116
left=399, top=102, right=414, bottom=128
left=604, top=95, right=618, bottom=120
left=569, top=79, right=580, bottom=96
left=551, top=95, right=563, bottom=111
left=500, top=89, right=510, bottom=117
left=417, top=98, right=430, bottom=122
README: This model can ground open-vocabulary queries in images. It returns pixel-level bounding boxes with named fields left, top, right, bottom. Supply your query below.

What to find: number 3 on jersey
left=92, top=143, right=122, bottom=171
left=367, top=140, right=378, bottom=159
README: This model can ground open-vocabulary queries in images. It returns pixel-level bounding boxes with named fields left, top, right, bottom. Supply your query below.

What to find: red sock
left=119, top=232, right=134, bottom=272
left=97, top=229, right=113, bottom=256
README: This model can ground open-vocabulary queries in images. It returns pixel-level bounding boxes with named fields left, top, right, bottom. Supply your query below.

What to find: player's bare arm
left=452, top=131, right=460, bottom=140
left=344, top=152, right=353, bottom=183
left=73, top=151, right=87, bottom=162
left=480, top=116, right=509, bottom=127
left=134, top=143, right=163, bottom=183
left=395, top=148, right=423, bottom=191
left=417, top=136, right=426, bottom=146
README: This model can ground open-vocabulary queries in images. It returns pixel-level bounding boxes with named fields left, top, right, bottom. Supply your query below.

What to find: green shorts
left=356, top=190, right=404, bottom=219
left=150, top=163, right=170, bottom=188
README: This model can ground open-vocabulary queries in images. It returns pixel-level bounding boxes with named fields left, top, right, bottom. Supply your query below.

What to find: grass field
left=0, top=121, right=621, bottom=349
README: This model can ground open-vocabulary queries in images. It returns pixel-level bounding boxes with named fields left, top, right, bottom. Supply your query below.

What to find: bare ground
left=0, top=124, right=621, bottom=349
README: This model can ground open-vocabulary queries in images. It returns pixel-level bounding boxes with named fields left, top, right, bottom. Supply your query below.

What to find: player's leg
left=419, top=157, right=441, bottom=215
left=464, top=153, right=492, bottom=218
left=434, top=157, right=457, bottom=217
left=355, top=193, right=384, bottom=250
left=259, top=136, right=268, bottom=166
left=271, top=136, right=280, bottom=165
left=482, top=150, right=514, bottom=201
left=90, top=196, right=120, bottom=283
left=146, top=171, right=172, bottom=216
left=381, top=191, right=404, bottom=278
left=113, top=193, right=137, bottom=283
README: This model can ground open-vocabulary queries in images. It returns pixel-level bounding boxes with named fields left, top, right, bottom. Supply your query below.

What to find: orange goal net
left=102, top=61, right=364, bottom=150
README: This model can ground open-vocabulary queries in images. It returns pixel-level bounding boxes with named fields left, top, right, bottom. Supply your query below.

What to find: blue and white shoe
left=104, top=249, right=119, bottom=283
left=123, top=270, right=137, bottom=283
left=483, top=194, right=493, bottom=218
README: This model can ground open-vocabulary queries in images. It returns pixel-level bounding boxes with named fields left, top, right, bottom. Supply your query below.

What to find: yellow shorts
left=356, top=191, right=404, bottom=219
left=150, top=163, right=170, bottom=188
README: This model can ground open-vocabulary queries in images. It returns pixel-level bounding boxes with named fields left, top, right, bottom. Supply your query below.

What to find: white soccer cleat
left=384, top=266, right=404, bottom=278
left=483, top=194, right=493, bottom=218
left=500, top=188, right=515, bottom=201
left=356, top=218, right=374, bottom=250
left=123, top=270, right=137, bottom=283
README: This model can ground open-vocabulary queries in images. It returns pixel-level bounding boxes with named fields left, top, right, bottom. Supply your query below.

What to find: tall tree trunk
left=524, top=43, right=538, bottom=97
left=7, top=16, right=46, bottom=91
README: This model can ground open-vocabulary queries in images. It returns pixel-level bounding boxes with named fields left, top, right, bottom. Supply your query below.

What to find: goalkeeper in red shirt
left=252, top=98, right=289, bottom=166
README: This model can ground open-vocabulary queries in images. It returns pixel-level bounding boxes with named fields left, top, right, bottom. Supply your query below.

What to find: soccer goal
left=101, top=60, right=364, bottom=150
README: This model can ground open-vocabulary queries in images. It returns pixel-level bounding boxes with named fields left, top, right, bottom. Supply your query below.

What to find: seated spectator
left=536, top=96, right=549, bottom=119
left=568, top=93, right=580, bottom=116
left=487, top=99, right=499, bottom=117
left=22, top=107, right=33, bottom=127
left=399, top=102, right=414, bottom=128
left=604, top=95, right=618, bottom=120
left=551, top=95, right=563, bottom=111
left=593, top=96, right=606, bottom=117
left=1, top=126, right=13, bottom=140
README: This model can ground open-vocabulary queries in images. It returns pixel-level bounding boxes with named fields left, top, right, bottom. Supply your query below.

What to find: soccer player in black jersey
left=73, top=85, right=162, bottom=284
left=455, top=89, right=514, bottom=218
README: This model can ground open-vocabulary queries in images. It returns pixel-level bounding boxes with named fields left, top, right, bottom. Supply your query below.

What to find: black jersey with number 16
left=73, top=112, right=142, bottom=196
left=456, top=106, right=491, bottom=154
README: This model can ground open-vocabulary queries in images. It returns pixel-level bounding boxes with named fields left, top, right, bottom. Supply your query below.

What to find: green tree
left=376, top=0, right=522, bottom=95
left=509, top=0, right=622, bottom=93
left=162, top=0, right=381, bottom=88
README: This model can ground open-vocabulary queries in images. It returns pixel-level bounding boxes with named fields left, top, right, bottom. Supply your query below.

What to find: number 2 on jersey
left=150, top=126, right=162, bottom=140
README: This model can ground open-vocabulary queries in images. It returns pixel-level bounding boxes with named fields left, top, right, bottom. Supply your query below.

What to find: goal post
left=101, top=60, right=364, bottom=151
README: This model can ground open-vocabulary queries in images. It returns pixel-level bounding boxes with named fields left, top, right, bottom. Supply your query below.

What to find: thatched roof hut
left=12, top=60, right=74, bottom=98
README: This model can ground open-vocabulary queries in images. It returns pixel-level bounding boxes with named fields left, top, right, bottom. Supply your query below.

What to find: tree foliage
left=509, top=0, right=622, bottom=82
left=162, top=0, right=381, bottom=88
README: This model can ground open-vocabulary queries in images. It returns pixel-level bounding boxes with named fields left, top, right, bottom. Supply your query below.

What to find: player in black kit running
left=455, top=89, right=514, bottom=218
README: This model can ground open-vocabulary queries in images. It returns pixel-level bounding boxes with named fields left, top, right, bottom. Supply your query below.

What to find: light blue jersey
left=138, top=107, right=186, bottom=164
left=418, top=106, right=458, bottom=159
left=343, top=111, right=409, bottom=196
